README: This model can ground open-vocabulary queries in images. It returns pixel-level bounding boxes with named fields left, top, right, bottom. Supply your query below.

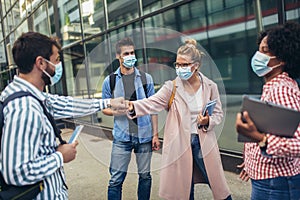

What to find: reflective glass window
left=85, top=36, right=110, bottom=125
left=142, top=0, right=180, bottom=15
left=206, top=0, right=223, bottom=13
left=19, top=0, right=28, bottom=18
left=179, top=1, right=206, bottom=32
left=260, top=0, right=278, bottom=11
left=0, top=42, right=6, bottom=68
left=80, top=0, right=103, bottom=38
left=31, top=0, right=43, bottom=10
left=63, top=44, right=86, bottom=97
left=144, top=13, right=163, bottom=27
left=0, top=71, right=10, bottom=92
left=9, top=33, right=15, bottom=49
left=63, top=43, right=95, bottom=123
left=285, top=0, right=300, bottom=21
left=25, top=0, right=32, bottom=16
left=107, top=0, right=138, bottom=28
left=2, top=17, right=9, bottom=36
left=0, top=26, right=3, bottom=41
left=226, top=0, right=243, bottom=7
left=207, top=1, right=245, bottom=25
left=6, top=11, right=14, bottom=34
left=4, top=0, right=11, bottom=13
left=142, top=0, right=161, bottom=15
left=1, top=0, right=7, bottom=14
left=50, top=1, right=82, bottom=45
left=14, top=20, right=28, bottom=39
left=33, top=3, right=50, bottom=35
left=161, top=9, right=176, bottom=30
left=12, top=1, right=22, bottom=27
left=142, top=26, right=179, bottom=80
left=85, top=36, right=108, bottom=99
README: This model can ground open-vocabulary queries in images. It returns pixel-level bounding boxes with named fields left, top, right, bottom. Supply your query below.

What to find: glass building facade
left=0, top=0, right=299, bottom=153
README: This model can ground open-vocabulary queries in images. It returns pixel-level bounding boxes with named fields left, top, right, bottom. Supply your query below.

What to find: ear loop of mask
left=42, top=60, right=53, bottom=79
left=268, top=56, right=282, bottom=69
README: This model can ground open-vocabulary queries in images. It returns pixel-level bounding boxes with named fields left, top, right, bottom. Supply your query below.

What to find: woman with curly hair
left=236, top=21, right=300, bottom=200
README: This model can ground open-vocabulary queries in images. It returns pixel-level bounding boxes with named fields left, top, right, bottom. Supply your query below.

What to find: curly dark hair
left=257, top=22, right=300, bottom=79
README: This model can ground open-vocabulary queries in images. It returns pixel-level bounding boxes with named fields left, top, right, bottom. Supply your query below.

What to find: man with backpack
left=102, top=37, right=160, bottom=200
left=0, top=32, right=127, bottom=199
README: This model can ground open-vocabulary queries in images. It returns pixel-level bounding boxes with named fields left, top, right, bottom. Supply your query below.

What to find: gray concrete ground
left=62, top=129, right=251, bottom=200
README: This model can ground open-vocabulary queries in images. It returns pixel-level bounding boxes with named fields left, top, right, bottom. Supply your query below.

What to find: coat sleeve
left=131, top=81, right=173, bottom=117
left=206, top=81, right=223, bottom=131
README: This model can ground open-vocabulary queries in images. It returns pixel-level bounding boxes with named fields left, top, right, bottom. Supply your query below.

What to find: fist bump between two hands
left=109, top=97, right=134, bottom=115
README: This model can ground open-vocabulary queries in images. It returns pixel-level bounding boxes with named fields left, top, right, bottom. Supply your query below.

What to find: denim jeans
left=189, top=134, right=209, bottom=200
left=251, top=174, right=300, bottom=200
left=108, top=138, right=152, bottom=200
left=189, top=134, right=232, bottom=200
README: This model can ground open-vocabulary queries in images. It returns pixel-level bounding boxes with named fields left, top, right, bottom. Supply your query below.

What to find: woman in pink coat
left=128, top=39, right=231, bottom=200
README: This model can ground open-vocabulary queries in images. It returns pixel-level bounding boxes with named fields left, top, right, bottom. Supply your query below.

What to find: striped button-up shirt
left=244, top=72, right=300, bottom=180
left=0, top=76, right=110, bottom=199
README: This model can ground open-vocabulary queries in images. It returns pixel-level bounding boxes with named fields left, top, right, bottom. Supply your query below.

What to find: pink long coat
left=132, top=73, right=231, bottom=200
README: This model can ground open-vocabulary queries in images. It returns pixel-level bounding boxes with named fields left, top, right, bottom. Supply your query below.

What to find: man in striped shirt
left=0, top=32, right=127, bottom=199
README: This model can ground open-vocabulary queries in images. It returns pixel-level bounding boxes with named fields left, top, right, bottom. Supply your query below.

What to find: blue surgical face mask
left=176, top=66, right=195, bottom=80
left=122, top=55, right=137, bottom=68
left=251, top=51, right=275, bottom=77
left=43, top=59, right=63, bottom=86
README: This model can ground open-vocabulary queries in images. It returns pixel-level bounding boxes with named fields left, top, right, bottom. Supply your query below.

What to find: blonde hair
left=177, top=38, right=204, bottom=63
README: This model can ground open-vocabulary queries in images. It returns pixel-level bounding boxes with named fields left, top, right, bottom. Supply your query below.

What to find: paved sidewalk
left=62, top=129, right=251, bottom=200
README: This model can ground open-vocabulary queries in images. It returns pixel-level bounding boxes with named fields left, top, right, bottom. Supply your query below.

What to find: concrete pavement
left=62, top=129, right=251, bottom=200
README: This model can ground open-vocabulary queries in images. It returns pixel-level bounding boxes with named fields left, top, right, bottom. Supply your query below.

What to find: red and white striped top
left=244, top=72, right=300, bottom=180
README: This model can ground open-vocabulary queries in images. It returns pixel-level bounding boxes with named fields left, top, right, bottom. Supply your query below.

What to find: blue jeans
left=190, top=134, right=209, bottom=200
left=251, top=174, right=300, bottom=200
left=189, top=134, right=232, bottom=200
left=108, top=138, right=152, bottom=200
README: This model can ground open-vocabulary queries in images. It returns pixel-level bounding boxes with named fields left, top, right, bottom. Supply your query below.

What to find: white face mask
left=176, top=66, right=193, bottom=80
left=43, top=59, right=63, bottom=86
left=122, top=55, right=137, bottom=68
left=175, top=65, right=198, bottom=80
left=251, top=51, right=280, bottom=77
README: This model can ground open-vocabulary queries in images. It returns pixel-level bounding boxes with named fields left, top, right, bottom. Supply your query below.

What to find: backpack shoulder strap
left=2, top=91, right=31, bottom=107
left=139, top=71, right=148, bottom=98
left=109, top=73, right=117, bottom=97
left=109, top=71, right=148, bottom=97
left=37, top=99, right=66, bottom=144
left=1, top=91, right=66, bottom=144
left=1, top=91, right=32, bottom=149
left=167, top=80, right=176, bottom=111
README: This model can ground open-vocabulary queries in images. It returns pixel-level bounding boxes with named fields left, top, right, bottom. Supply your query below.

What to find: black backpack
left=0, top=91, right=66, bottom=200
left=109, top=71, right=148, bottom=98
